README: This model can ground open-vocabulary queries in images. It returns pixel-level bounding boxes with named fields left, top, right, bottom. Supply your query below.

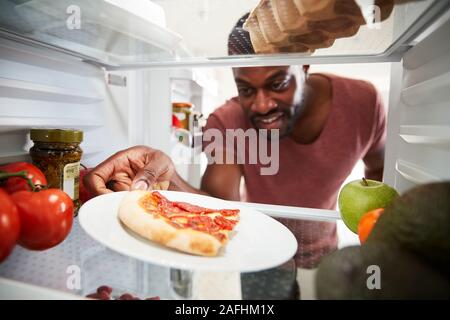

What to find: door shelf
left=399, top=125, right=450, bottom=145
left=401, top=70, right=450, bottom=107
left=395, top=159, right=440, bottom=184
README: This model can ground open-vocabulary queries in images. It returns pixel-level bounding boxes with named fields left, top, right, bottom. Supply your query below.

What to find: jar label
left=174, top=112, right=186, bottom=121
left=63, top=162, right=80, bottom=201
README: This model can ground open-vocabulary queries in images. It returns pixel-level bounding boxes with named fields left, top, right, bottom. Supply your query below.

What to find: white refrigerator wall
left=0, top=38, right=131, bottom=167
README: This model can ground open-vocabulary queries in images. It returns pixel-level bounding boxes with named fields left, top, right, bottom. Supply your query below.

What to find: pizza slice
left=118, top=190, right=240, bottom=257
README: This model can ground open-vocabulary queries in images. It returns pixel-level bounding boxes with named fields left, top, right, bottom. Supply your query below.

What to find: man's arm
left=171, top=150, right=242, bottom=201
left=362, top=87, right=387, bottom=182
left=363, top=148, right=384, bottom=181
left=167, top=162, right=241, bottom=202
left=84, top=145, right=242, bottom=200
left=85, top=100, right=243, bottom=199
left=200, top=163, right=242, bottom=201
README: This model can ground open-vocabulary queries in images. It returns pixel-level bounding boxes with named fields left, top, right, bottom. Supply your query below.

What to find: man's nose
left=251, top=89, right=277, bottom=114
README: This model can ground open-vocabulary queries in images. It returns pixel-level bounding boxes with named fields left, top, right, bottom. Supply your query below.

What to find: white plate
left=78, top=191, right=297, bottom=272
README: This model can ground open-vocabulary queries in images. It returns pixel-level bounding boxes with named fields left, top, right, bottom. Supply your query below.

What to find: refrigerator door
left=0, top=0, right=449, bottom=68
left=384, top=15, right=450, bottom=193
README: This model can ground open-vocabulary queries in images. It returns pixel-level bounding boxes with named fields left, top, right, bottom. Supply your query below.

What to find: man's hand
left=84, top=146, right=174, bottom=196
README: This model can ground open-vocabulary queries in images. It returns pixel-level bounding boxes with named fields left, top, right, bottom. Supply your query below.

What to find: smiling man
left=200, top=58, right=386, bottom=266
left=85, top=14, right=386, bottom=271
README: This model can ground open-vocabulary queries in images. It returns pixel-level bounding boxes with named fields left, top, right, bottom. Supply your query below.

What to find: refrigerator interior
left=0, top=0, right=449, bottom=300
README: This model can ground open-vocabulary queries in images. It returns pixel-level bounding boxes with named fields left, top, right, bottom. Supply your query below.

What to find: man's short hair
left=227, top=13, right=255, bottom=55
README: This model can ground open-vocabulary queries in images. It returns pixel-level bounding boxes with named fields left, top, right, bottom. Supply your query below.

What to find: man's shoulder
left=212, top=97, right=243, bottom=116
left=328, top=73, right=378, bottom=106
left=206, top=97, right=247, bottom=130
left=320, top=73, right=382, bottom=126
left=323, top=73, right=377, bottom=95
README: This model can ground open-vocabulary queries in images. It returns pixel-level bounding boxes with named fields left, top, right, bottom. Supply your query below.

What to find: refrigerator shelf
left=0, top=77, right=103, bottom=104
left=0, top=116, right=102, bottom=133
left=0, top=0, right=182, bottom=65
left=0, top=278, right=85, bottom=300
left=0, top=150, right=30, bottom=164
left=0, top=0, right=448, bottom=68
left=233, top=201, right=341, bottom=222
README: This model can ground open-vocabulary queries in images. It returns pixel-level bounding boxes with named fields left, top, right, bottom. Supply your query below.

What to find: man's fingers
left=83, top=155, right=118, bottom=195
left=84, top=147, right=173, bottom=194
left=112, top=181, right=133, bottom=192
left=84, top=171, right=113, bottom=195
left=131, top=166, right=159, bottom=191
left=131, top=155, right=172, bottom=191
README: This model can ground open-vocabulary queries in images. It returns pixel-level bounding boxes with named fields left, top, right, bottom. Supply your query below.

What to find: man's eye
left=238, top=87, right=255, bottom=97
left=271, top=80, right=289, bottom=91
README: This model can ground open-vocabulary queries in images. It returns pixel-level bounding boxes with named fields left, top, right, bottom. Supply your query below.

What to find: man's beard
left=250, top=98, right=306, bottom=140
left=284, top=101, right=304, bottom=138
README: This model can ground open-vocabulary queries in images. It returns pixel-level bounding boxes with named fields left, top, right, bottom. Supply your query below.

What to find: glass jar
left=29, top=129, right=83, bottom=215
left=172, top=102, right=193, bottom=131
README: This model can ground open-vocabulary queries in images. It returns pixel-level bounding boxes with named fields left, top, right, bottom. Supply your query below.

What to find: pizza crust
left=118, top=190, right=223, bottom=257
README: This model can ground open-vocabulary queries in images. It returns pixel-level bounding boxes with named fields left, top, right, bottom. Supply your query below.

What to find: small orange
left=358, top=208, right=384, bottom=244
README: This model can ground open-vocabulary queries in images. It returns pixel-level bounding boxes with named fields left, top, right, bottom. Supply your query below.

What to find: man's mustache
left=251, top=108, right=289, bottom=120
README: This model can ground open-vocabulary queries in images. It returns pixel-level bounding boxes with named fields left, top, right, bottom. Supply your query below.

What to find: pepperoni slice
left=152, top=191, right=170, bottom=206
left=152, top=192, right=187, bottom=217
left=214, top=216, right=237, bottom=231
left=187, top=215, right=221, bottom=233
left=172, top=202, right=215, bottom=214
left=168, top=215, right=190, bottom=228
left=160, top=203, right=186, bottom=216
left=220, top=209, right=240, bottom=217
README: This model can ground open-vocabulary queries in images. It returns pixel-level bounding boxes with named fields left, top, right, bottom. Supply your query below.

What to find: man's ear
left=303, top=65, right=310, bottom=76
left=289, top=65, right=306, bottom=82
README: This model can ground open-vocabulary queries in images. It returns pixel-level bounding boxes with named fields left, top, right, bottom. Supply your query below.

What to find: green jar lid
left=30, top=129, right=83, bottom=143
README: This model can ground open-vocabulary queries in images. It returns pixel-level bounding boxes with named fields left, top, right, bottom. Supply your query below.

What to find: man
left=85, top=14, right=386, bottom=270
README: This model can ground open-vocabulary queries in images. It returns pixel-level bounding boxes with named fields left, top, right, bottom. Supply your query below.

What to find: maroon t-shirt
left=203, top=74, right=386, bottom=268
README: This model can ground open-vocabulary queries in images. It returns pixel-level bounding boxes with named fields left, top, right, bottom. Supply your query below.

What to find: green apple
left=338, top=178, right=399, bottom=234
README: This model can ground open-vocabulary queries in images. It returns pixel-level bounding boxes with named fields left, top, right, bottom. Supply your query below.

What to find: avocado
left=367, top=182, right=450, bottom=275
left=316, top=243, right=450, bottom=299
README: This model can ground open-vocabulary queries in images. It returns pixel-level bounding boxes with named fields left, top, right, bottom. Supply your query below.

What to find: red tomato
left=0, top=162, right=47, bottom=193
left=358, top=208, right=384, bottom=244
left=10, top=189, right=73, bottom=250
left=0, top=189, right=21, bottom=263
